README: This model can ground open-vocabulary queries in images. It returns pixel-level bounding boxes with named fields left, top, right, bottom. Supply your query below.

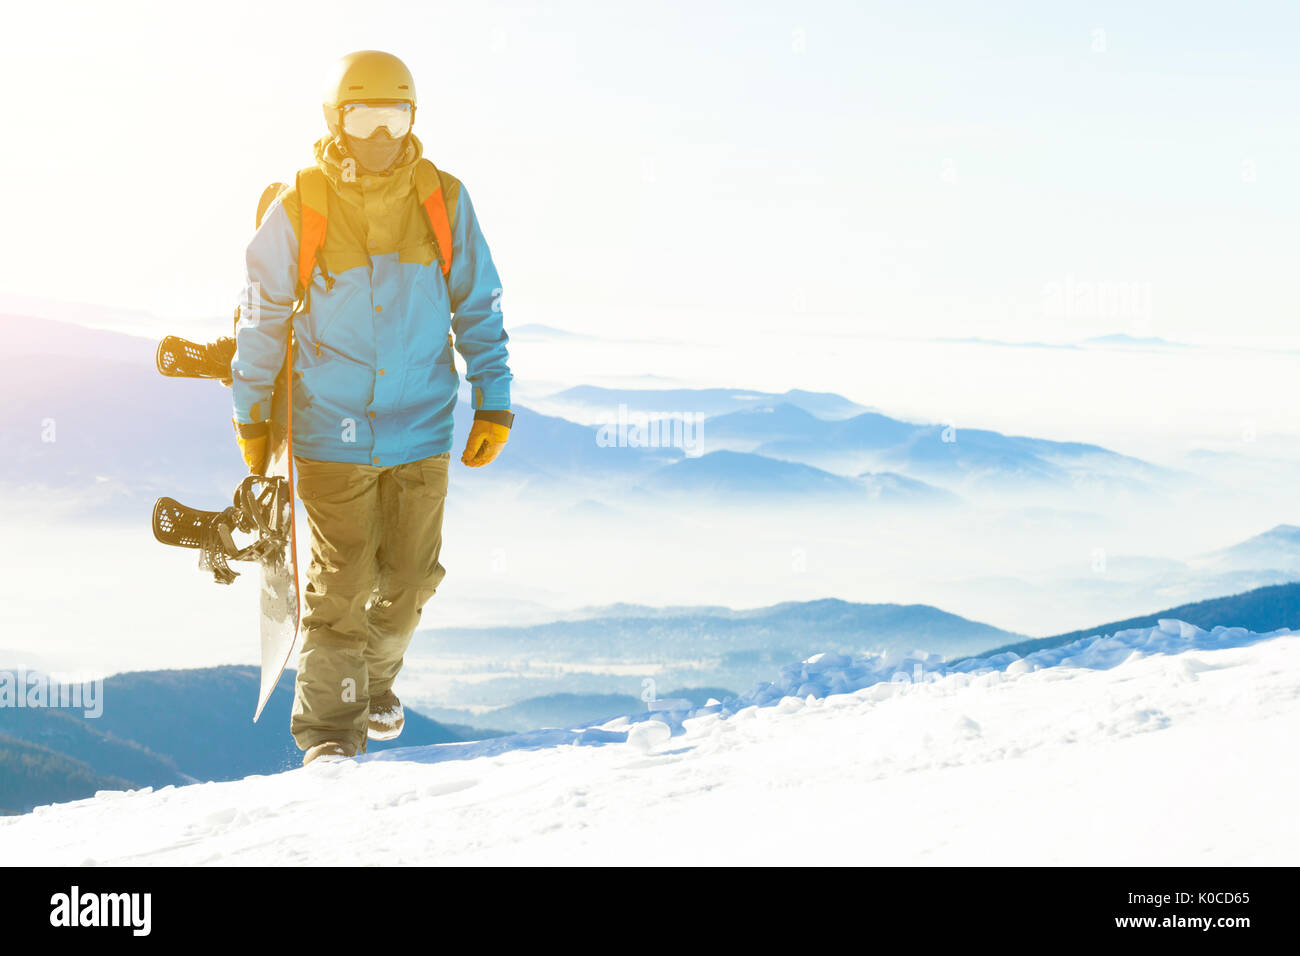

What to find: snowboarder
left=230, top=50, right=514, bottom=765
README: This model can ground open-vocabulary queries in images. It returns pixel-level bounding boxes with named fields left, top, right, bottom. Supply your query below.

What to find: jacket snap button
left=374, top=304, right=383, bottom=313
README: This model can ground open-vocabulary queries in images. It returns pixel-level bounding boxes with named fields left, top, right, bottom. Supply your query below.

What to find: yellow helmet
left=322, top=50, right=417, bottom=134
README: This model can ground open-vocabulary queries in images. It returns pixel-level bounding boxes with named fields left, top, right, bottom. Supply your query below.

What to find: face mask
left=343, top=129, right=406, bottom=175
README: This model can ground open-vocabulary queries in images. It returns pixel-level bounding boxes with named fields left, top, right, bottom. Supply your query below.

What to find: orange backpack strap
left=415, top=159, right=458, bottom=278
left=295, top=167, right=330, bottom=299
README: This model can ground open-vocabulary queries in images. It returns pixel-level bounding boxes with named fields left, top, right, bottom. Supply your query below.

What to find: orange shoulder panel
left=296, top=168, right=330, bottom=292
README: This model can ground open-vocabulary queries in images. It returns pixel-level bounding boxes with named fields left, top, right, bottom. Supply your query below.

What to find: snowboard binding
left=152, top=474, right=293, bottom=585
left=156, top=335, right=237, bottom=384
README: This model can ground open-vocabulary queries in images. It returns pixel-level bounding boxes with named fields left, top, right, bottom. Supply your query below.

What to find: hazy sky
left=1, top=0, right=1296, bottom=346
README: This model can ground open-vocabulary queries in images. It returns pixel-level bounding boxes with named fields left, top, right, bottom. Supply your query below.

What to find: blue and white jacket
left=231, top=135, right=511, bottom=466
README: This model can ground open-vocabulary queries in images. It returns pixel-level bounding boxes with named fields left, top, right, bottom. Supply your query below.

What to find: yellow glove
left=233, top=419, right=269, bottom=475
left=461, top=414, right=511, bottom=468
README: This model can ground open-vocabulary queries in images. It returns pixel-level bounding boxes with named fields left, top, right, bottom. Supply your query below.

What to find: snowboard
left=151, top=181, right=300, bottom=722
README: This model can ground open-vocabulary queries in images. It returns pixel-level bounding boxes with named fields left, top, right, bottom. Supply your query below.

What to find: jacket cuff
left=233, top=394, right=271, bottom=426
left=471, top=382, right=511, bottom=412
left=474, top=408, right=515, bottom=428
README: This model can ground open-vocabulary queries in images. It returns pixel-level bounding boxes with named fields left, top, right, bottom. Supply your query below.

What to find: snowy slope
left=2, top=621, right=1296, bottom=865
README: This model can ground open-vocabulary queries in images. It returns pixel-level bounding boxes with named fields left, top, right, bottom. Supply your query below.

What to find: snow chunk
left=626, top=720, right=671, bottom=752
left=777, top=695, right=805, bottom=714
left=1158, top=619, right=1201, bottom=640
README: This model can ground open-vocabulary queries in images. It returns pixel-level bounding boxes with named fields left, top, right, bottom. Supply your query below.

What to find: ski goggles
left=340, top=102, right=413, bottom=139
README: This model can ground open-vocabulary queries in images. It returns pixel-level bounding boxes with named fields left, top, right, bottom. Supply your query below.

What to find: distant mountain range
left=638, top=449, right=958, bottom=505
left=427, top=686, right=737, bottom=734
left=1198, top=524, right=1300, bottom=573
left=416, top=596, right=1025, bottom=663
left=0, top=314, right=1181, bottom=514
left=0, top=666, right=499, bottom=814
left=0, top=349, right=245, bottom=511
left=540, top=385, right=872, bottom=421
left=966, top=581, right=1300, bottom=661
left=688, top=403, right=1173, bottom=495
left=400, top=598, right=1025, bottom=730
left=0, top=734, right=138, bottom=816
left=2, top=312, right=157, bottom=365
left=456, top=401, right=681, bottom=483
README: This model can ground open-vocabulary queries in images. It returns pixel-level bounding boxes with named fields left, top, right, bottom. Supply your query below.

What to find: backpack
left=246, top=158, right=460, bottom=355
left=257, top=158, right=458, bottom=307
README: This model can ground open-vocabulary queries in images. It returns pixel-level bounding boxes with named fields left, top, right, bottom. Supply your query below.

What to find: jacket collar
left=313, top=133, right=424, bottom=206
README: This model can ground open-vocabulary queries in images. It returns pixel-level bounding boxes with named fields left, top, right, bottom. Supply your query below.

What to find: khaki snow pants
left=290, top=452, right=449, bottom=753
